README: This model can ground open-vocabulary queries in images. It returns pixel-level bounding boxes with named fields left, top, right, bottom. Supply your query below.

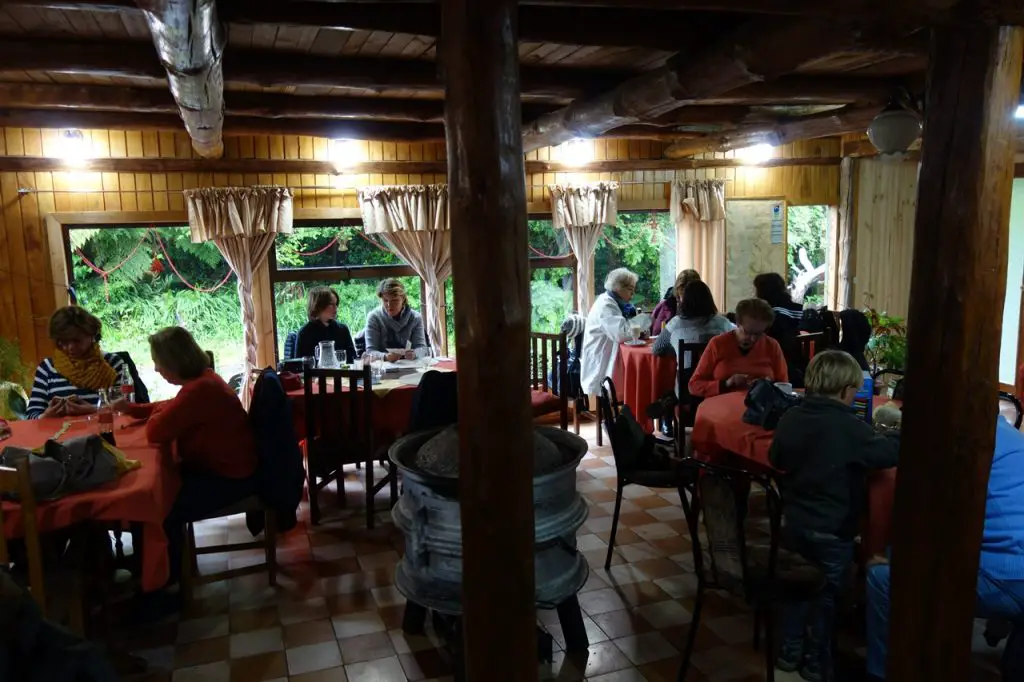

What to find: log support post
left=888, top=24, right=1024, bottom=681
left=442, top=0, right=537, bottom=681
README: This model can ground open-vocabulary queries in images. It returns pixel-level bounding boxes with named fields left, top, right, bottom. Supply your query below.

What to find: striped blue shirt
left=27, top=353, right=126, bottom=419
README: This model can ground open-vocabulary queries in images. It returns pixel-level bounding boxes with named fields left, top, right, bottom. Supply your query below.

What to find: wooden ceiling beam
left=0, top=155, right=841, bottom=175
left=662, top=104, right=883, bottom=157
left=0, top=38, right=628, bottom=100
left=133, top=0, right=226, bottom=158
left=521, top=18, right=862, bottom=151
left=701, top=75, right=906, bottom=105
left=0, top=82, right=559, bottom=123
left=0, top=108, right=446, bottom=141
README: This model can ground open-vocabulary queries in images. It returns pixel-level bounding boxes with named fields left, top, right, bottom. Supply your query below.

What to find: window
left=593, top=211, right=671, bottom=312
left=528, top=218, right=576, bottom=333
left=787, top=205, right=829, bottom=306
left=270, top=224, right=422, bottom=358
left=68, top=225, right=239, bottom=399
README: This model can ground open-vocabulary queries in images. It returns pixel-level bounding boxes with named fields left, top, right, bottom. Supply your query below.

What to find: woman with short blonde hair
left=295, top=286, right=356, bottom=362
left=27, top=305, right=126, bottom=419
left=580, top=267, right=639, bottom=396
left=364, top=278, right=427, bottom=360
left=119, top=325, right=257, bottom=588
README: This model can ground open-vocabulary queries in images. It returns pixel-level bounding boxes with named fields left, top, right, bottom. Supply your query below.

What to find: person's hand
left=41, top=397, right=66, bottom=419
left=65, top=396, right=97, bottom=416
left=726, top=374, right=750, bottom=389
left=404, top=350, right=416, bottom=360
left=385, top=352, right=402, bottom=362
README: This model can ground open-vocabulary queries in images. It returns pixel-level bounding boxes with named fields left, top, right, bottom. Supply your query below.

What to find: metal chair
left=999, top=390, right=1023, bottom=429
left=303, top=365, right=398, bottom=528
left=676, top=341, right=709, bottom=429
left=598, top=376, right=680, bottom=570
left=871, top=368, right=905, bottom=397
left=675, top=458, right=827, bottom=682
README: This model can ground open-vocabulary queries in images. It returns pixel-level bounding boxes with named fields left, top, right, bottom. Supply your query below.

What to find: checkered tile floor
left=119, top=423, right=1005, bottom=682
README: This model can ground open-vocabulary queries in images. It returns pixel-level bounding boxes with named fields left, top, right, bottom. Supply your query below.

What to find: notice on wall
left=770, top=202, right=784, bottom=245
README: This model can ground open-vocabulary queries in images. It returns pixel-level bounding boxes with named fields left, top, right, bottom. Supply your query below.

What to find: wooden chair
left=796, top=331, right=826, bottom=366
left=598, top=377, right=680, bottom=570
left=180, top=498, right=277, bottom=606
left=304, top=366, right=398, bottom=528
left=0, top=459, right=46, bottom=611
left=676, top=341, right=709, bottom=430
left=529, top=331, right=569, bottom=430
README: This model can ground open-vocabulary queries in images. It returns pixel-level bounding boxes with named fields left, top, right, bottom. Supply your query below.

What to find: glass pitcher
left=314, top=340, right=339, bottom=368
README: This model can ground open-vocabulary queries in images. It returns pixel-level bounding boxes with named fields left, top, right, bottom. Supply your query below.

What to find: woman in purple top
left=650, top=269, right=701, bottom=336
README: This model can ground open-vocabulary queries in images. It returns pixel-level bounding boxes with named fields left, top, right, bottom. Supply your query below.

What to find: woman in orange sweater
left=120, top=326, right=257, bottom=587
left=688, top=298, right=788, bottom=397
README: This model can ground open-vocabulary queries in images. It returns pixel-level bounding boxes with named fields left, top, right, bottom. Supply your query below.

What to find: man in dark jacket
left=768, top=350, right=899, bottom=681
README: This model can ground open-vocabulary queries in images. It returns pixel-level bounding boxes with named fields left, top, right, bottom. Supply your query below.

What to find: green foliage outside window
left=594, top=212, right=667, bottom=310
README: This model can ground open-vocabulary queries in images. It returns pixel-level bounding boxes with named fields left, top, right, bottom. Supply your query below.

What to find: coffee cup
left=774, top=382, right=793, bottom=394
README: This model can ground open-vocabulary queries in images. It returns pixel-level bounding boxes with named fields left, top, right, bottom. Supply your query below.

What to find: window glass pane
left=593, top=211, right=668, bottom=311
left=275, top=277, right=422, bottom=355
left=69, top=226, right=240, bottom=399
left=275, top=226, right=402, bottom=269
left=445, top=277, right=455, bottom=354
left=531, top=267, right=574, bottom=333
left=528, top=218, right=571, bottom=258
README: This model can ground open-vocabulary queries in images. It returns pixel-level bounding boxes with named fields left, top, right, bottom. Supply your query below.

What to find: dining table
left=287, top=360, right=457, bottom=446
left=612, top=339, right=677, bottom=434
left=689, top=391, right=897, bottom=557
left=1, top=415, right=179, bottom=592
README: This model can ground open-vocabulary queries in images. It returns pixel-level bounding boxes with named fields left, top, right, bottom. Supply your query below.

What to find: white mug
left=774, top=382, right=794, bottom=394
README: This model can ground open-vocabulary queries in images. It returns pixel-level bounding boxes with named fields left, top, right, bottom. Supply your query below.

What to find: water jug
left=314, top=340, right=339, bottom=368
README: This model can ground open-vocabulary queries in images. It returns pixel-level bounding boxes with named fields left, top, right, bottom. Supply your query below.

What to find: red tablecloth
left=288, top=361, right=457, bottom=446
left=1, top=416, right=179, bottom=592
left=612, top=341, right=677, bottom=433
left=690, top=391, right=896, bottom=557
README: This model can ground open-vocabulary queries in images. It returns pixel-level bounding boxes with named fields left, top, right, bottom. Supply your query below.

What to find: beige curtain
left=549, top=182, right=619, bottom=310
left=671, top=179, right=726, bottom=305
left=185, top=186, right=294, bottom=402
left=358, top=185, right=450, bottom=355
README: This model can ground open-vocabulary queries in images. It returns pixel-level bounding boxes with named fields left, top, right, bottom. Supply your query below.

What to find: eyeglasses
left=738, top=327, right=766, bottom=339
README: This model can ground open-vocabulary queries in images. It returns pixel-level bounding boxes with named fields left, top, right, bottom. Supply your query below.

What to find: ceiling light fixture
left=56, top=129, right=90, bottom=167
left=735, top=144, right=774, bottom=164
left=1016, top=105, right=1024, bottom=119
left=329, top=138, right=363, bottom=171
left=560, top=138, right=594, bottom=167
left=867, top=100, right=922, bottom=155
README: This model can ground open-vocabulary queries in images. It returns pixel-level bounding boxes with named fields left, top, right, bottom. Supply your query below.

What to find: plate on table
left=624, top=340, right=647, bottom=346
left=397, top=373, right=425, bottom=387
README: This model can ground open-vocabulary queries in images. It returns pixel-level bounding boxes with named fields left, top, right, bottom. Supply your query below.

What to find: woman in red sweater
left=120, top=326, right=257, bottom=587
left=688, top=298, right=788, bottom=397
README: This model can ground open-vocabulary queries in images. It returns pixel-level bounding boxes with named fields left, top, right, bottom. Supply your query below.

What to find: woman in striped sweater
left=27, top=306, right=125, bottom=419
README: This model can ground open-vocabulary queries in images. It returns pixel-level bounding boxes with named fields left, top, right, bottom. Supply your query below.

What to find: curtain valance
left=548, top=182, right=619, bottom=311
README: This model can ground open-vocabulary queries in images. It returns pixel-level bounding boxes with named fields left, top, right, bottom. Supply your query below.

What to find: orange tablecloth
left=288, top=361, right=457, bottom=446
left=1, top=416, right=179, bottom=592
left=690, top=391, right=896, bottom=557
left=612, top=340, right=677, bottom=433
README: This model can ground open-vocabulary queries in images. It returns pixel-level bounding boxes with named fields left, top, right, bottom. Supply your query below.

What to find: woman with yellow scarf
left=27, top=306, right=126, bottom=419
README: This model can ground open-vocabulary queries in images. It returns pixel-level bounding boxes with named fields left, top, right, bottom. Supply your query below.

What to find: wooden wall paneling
left=0, top=172, right=37, bottom=360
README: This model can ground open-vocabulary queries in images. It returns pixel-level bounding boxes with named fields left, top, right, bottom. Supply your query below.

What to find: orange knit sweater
left=688, top=331, right=788, bottom=398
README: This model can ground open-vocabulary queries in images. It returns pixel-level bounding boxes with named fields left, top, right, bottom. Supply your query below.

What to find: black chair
left=598, top=376, right=680, bottom=570
left=409, top=370, right=459, bottom=432
left=303, top=366, right=398, bottom=528
left=676, top=341, right=709, bottom=430
left=999, top=391, right=1023, bottom=429
left=871, top=368, right=904, bottom=397
left=675, top=458, right=827, bottom=682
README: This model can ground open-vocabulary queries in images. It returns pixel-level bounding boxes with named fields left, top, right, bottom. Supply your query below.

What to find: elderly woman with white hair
left=580, top=267, right=639, bottom=396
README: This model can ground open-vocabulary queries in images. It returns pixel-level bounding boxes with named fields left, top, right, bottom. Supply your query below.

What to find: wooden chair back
left=676, top=341, right=709, bottom=428
left=0, top=458, right=46, bottom=611
left=529, top=331, right=569, bottom=429
left=796, top=332, right=825, bottom=365
left=304, top=366, right=374, bottom=474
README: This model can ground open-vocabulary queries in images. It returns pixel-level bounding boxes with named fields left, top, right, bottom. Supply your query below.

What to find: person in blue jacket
left=864, top=413, right=1024, bottom=680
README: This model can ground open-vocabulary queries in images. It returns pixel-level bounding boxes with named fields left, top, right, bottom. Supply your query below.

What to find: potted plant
left=863, top=308, right=907, bottom=394
left=0, top=337, right=31, bottom=420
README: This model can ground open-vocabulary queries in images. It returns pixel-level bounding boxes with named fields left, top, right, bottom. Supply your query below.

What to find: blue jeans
left=164, top=472, right=257, bottom=585
left=778, top=529, right=855, bottom=672
left=866, top=562, right=1024, bottom=679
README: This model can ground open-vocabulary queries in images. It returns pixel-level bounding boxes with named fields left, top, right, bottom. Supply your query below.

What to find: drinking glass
left=630, top=326, right=642, bottom=343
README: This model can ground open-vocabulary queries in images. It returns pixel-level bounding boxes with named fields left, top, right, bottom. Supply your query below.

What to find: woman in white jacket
left=580, top=268, right=638, bottom=396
